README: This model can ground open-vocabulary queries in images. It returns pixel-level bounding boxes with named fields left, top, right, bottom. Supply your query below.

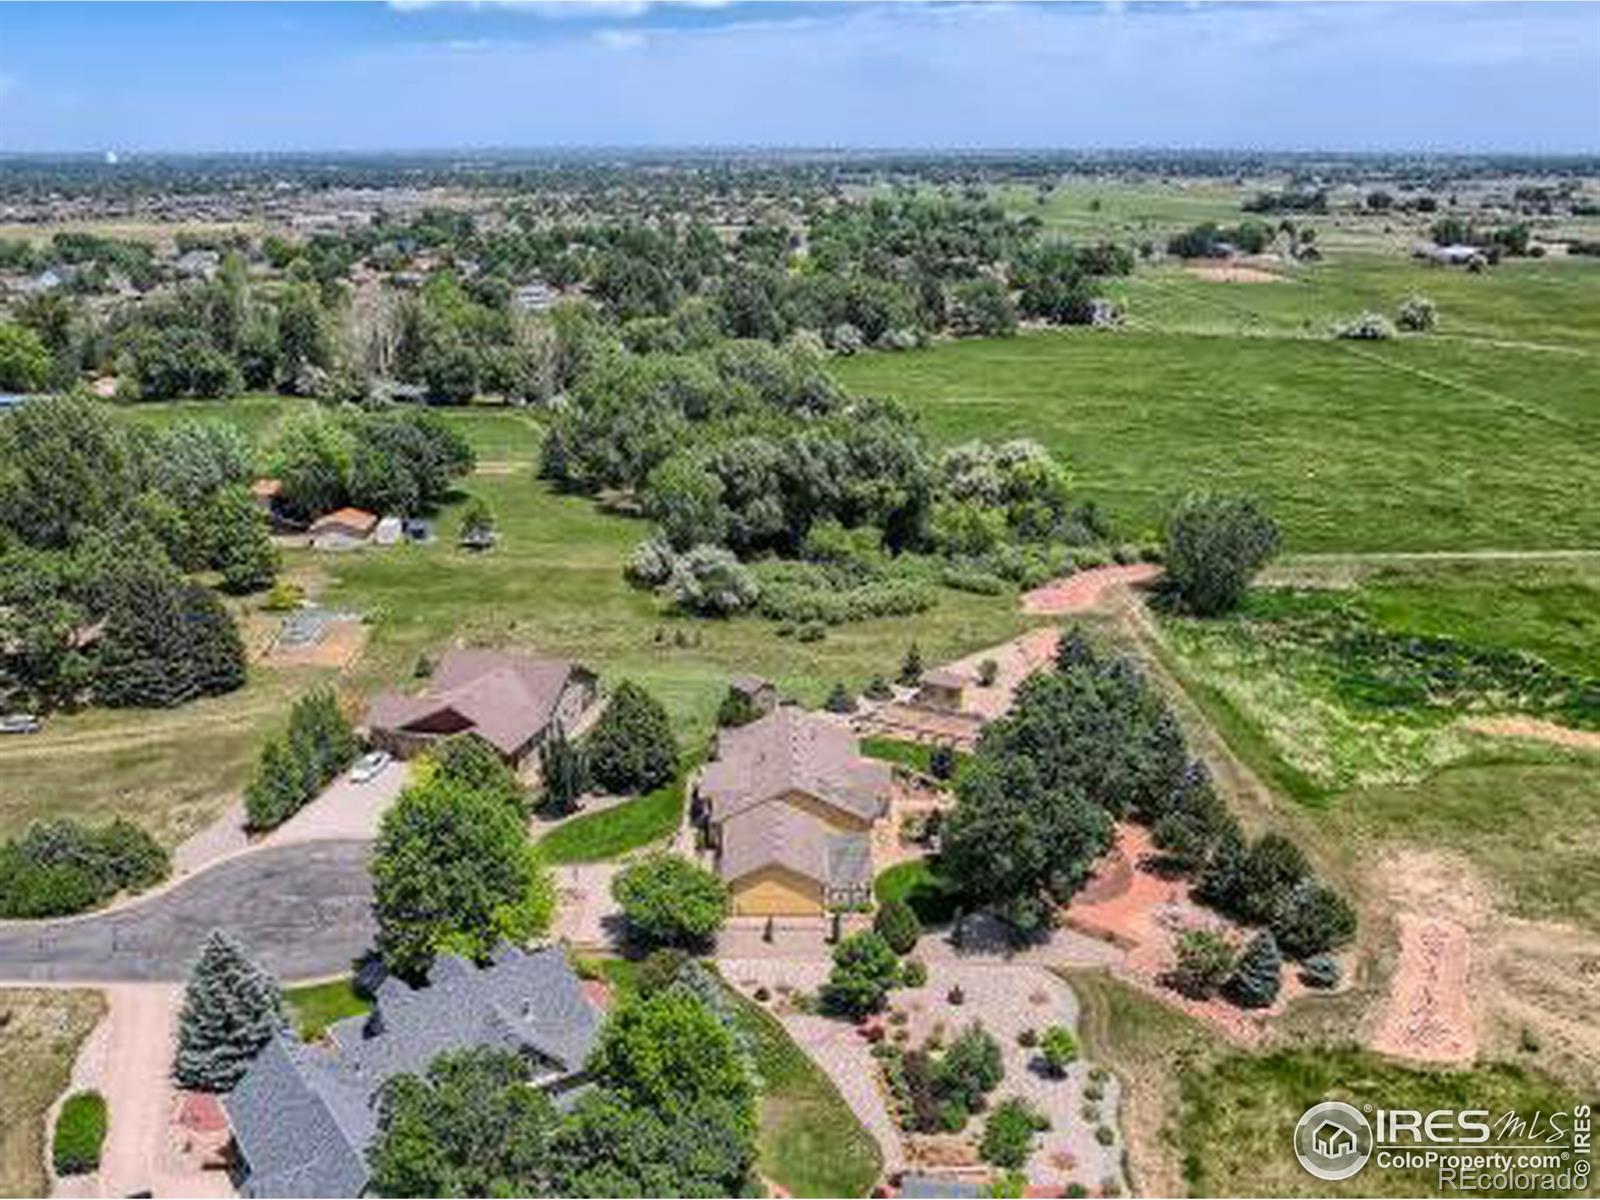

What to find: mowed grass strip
left=835, top=329, right=1600, bottom=553
left=284, top=976, right=373, bottom=1041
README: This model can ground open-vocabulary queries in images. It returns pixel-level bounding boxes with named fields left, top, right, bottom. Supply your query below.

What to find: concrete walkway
left=49, top=985, right=233, bottom=1199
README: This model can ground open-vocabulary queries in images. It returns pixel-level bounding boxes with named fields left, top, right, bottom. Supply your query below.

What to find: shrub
left=980, top=1097, right=1050, bottom=1169
left=822, top=931, right=901, bottom=1018
left=585, top=680, right=678, bottom=794
left=244, top=688, right=359, bottom=831
left=1017, top=1028, right=1038, bottom=1048
left=1039, top=1025, right=1079, bottom=1076
left=948, top=985, right=966, bottom=1006
left=977, top=658, right=1000, bottom=686
left=1165, top=928, right=1236, bottom=1000
left=1161, top=493, right=1280, bottom=616
left=898, top=642, right=924, bottom=686
left=612, top=853, right=730, bottom=949
left=1095, top=1124, right=1116, bottom=1146
left=669, top=544, right=760, bottom=616
left=929, top=743, right=958, bottom=781
left=1271, top=880, right=1357, bottom=960
left=1298, top=954, right=1342, bottom=990
left=1223, top=930, right=1283, bottom=1008
left=874, top=898, right=923, bottom=955
left=901, top=958, right=928, bottom=988
left=935, top=1022, right=1004, bottom=1114
left=53, top=1092, right=107, bottom=1176
left=537, top=723, right=588, bottom=816
left=825, top=682, right=857, bottom=714
left=0, top=818, right=169, bottom=918
left=625, top=535, right=676, bottom=588
left=1333, top=311, right=1396, bottom=340
left=1396, top=294, right=1437, bottom=332
left=864, top=676, right=894, bottom=701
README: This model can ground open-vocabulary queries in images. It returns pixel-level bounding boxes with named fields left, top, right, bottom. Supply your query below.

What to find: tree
left=244, top=735, right=305, bottom=832
left=435, top=732, right=525, bottom=816
left=550, top=1088, right=755, bottom=1197
left=822, top=930, right=901, bottom=1019
left=928, top=742, right=958, bottom=781
left=537, top=723, right=588, bottom=816
left=1039, top=1025, right=1078, bottom=1076
left=1165, top=928, right=1236, bottom=1000
left=372, top=777, right=554, bottom=979
left=173, top=930, right=286, bottom=1091
left=898, top=642, right=924, bottom=686
left=95, top=574, right=247, bottom=708
left=1055, top=624, right=1096, bottom=672
left=980, top=1097, right=1049, bottom=1170
left=1224, top=930, right=1283, bottom=1008
left=459, top=496, right=496, bottom=545
left=1161, top=494, right=1280, bottom=616
left=668, top=543, right=760, bottom=616
left=368, top=1047, right=560, bottom=1198
left=874, top=897, right=923, bottom=955
left=825, top=681, right=857, bottom=714
left=0, top=322, right=54, bottom=392
left=612, top=853, right=731, bottom=949
left=1396, top=294, right=1437, bottom=332
left=588, top=987, right=756, bottom=1118
left=585, top=680, right=678, bottom=795
left=1272, top=879, right=1357, bottom=960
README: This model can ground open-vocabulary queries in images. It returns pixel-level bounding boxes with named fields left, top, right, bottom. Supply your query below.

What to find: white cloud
left=595, top=27, right=648, bottom=49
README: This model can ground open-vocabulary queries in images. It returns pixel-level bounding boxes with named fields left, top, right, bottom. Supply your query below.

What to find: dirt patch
left=1021, top=563, right=1162, bottom=616
left=1481, top=920, right=1600, bottom=1091
left=259, top=614, right=369, bottom=669
left=1368, top=849, right=1492, bottom=1065
left=1184, top=263, right=1286, bottom=284
left=1461, top=715, right=1600, bottom=753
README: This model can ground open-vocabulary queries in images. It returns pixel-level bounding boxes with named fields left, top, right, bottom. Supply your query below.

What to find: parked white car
left=348, top=750, right=392, bottom=783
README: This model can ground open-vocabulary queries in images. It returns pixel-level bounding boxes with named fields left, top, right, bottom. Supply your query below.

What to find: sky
left=0, top=1, right=1596, bottom=154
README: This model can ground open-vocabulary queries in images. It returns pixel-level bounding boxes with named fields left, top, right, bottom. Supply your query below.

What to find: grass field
left=1150, top=560, right=1600, bottom=931
left=1179, top=1047, right=1588, bottom=1198
left=0, top=989, right=105, bottom=1198
left=835, top=327, right=1600, bottom=554
left=0, top=400, right=1032, bottom=846
left=534, top=754, right=698, bottom=865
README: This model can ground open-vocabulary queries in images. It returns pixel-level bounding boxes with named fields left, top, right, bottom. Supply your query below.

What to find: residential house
left=695, top=707, right=891, bottom=916
left=224, top=945, right=601, bottom=1199
left=308, top=507, right=378, bottom=550
left=364, top=647, right=598, bottom=766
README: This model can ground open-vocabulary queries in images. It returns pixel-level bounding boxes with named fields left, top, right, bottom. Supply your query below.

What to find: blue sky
left=0, top=2, right=1595, bottom=153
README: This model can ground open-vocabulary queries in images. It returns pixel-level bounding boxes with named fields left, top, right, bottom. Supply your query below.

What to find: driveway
left=0, top=840, right=375, bottom=984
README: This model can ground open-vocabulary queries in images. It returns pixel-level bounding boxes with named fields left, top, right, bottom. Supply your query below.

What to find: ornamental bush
left=822, top=931, right=901, bottom=1018
left=980, top=1097, right=1050, bottom=1170
left=1223, top=930, right=1283, bottom=1008
left=0, top=818, right=169, bottom=918
left=1039, top=1025, right=1079, bottom=1076
left=874, top=898, right=923, bottom=955
left=52, top=1091, right=107, bottom=1176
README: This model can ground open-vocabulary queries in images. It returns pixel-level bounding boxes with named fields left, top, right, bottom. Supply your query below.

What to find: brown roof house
left=365, top=649, right=598, bottom=765
left=308, top=507, right=378, bottom=550
left=695, top=707, right=890, bottom=917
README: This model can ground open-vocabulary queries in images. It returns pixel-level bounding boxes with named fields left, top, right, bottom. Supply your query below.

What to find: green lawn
left=728, top=985, right=884, bottom=1197
left=835, top=323, right=1600, bottom=554
left=535, top=756, right=697, bottom=866
left=284, top=976, right=372, bottom=1041
left=860, top=735, right=969, bottom=782
left=0, top=990, right=105, bottom=1198
left=874, top=857, right=964, bottom=926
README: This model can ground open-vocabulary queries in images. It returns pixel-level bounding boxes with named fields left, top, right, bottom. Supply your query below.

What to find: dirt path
left=1460, top=715, right=1600, bottom=753
left=1020, top=563, right=1162, bottom=615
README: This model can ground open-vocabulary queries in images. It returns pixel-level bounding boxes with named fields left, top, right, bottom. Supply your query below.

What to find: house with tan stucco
left=695, top=706, right=891, bottom=917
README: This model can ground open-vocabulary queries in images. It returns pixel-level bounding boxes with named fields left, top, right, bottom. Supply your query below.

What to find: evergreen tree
left=824, top=681, right=856, bottom=714
left=1224, top=930, right=1283, bottom=1008
left=1054, top=623, right=1096, bottom=672
left=173, top=930, right=286, bottom=1091
left=898, top=642, right=924, bottom=686
left=244, top=734, right=302, bottom=831
left=538, top=723, right=589, bottom=816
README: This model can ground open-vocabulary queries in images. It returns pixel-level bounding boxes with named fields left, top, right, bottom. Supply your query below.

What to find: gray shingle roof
left=224, top=945, right=600, bottom=1198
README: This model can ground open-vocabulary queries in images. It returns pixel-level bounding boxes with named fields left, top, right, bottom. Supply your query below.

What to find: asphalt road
left=0, top=840, right=376, bottom=984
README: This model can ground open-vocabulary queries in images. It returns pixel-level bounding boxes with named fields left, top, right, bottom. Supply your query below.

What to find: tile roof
left=699, top=707, right=890, bottom=826
left=309, top=507, right=378, bottom=534
left=224, top=945, right=600, bottom=1198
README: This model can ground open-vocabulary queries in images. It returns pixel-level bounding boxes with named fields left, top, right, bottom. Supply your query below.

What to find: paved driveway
left=0, top=840, right=375, bottom=984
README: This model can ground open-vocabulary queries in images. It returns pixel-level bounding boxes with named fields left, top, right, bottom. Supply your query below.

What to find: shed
left=373, top=515, right=403, bottom=546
